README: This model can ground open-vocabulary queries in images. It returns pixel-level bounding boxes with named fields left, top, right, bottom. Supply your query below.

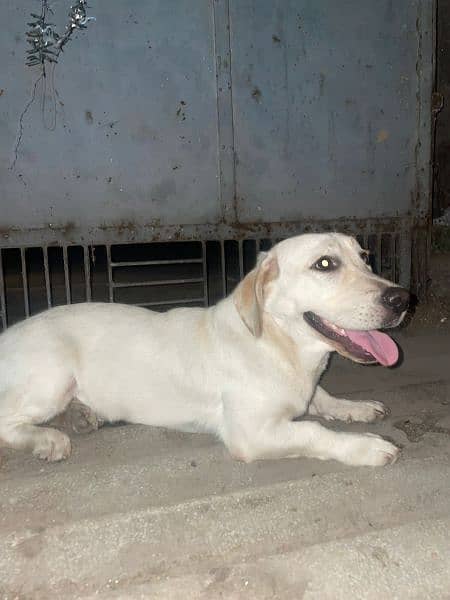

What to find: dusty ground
left=409, top=250, right=450, bottom=332
left=0, top=251, right=449, bottom=599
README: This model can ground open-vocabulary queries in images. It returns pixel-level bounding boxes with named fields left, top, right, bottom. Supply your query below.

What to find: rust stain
left=0, top=216, right=411, bottom=250
left=376, top=129, right=389, bottom=143
left=116, top=221, right=137, bottom=235
left=61, top=221, right=76, bottom=233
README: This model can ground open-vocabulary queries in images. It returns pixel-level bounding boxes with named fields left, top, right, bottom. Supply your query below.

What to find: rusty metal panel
left=0, top=0, right=434, bottom=294
left=229, top=0, right=433, bottom=223
left=0, top=1, right=434, bottom=241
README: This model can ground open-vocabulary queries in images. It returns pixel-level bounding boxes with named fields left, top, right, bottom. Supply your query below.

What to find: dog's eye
left=313, top=256, right=338, bottom=271
left=360, top=251, right=370, bottom=265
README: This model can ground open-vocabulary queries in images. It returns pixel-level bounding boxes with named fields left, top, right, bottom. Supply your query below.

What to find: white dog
left=0, top=233, right=410, bottom=467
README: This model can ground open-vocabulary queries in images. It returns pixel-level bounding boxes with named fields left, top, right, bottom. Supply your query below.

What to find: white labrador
left=0, top=233, right=410, bottom=467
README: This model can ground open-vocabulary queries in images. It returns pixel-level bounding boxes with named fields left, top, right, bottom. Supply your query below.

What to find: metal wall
left=0, top=1, right=434, bottom=311
left=1, top=1, right=222, bottom=239
left=434, top=0, right=450, bottom=219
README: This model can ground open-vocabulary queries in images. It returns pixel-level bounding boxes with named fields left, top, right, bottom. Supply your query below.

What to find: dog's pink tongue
left=345, top=330, right=399, bottom=366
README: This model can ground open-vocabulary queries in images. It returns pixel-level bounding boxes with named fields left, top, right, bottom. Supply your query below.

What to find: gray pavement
left=1, top=329, right=450, bottom=599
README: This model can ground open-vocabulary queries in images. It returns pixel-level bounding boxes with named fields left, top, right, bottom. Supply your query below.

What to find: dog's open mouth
left=304, top=312, right=399, bottom=366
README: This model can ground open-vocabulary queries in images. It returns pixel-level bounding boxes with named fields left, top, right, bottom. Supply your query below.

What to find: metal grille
left=0, top=230, right=408, bottom=331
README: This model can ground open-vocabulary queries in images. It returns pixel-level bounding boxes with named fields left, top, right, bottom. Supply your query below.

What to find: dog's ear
left=255, top=250, right=268, bottom=265
left=233, top=252, right=279, bottom=337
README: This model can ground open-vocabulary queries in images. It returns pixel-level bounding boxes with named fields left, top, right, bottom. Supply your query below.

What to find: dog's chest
left=263, top=365, right=314, bottom=419
left=277, top=355, right=328, bottom=418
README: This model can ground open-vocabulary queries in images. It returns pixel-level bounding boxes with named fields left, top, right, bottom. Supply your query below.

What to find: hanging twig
left=10, top=1, right=95, bottom=170
left=25, top=0, right=95, bottom=72
left=10, top=74, right=43, bottom=171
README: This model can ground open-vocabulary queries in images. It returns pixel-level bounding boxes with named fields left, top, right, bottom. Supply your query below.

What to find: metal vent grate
left=0, top=232, right=405, bottom=331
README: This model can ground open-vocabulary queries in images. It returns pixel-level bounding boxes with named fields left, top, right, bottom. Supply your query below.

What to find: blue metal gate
left=0, top=0, right=434, bottom=326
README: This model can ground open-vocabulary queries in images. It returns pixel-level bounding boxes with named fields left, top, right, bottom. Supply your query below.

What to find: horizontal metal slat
left=110, top=258, right=203, bottom=268
left=112, top=277, right=204, bottom=289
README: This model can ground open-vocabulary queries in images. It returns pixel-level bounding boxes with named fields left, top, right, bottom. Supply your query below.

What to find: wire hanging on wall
left=10, top=0, right=95, bottom=171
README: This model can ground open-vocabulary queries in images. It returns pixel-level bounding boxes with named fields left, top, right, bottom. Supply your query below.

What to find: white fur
left=0, top=233, right=404, bottom=466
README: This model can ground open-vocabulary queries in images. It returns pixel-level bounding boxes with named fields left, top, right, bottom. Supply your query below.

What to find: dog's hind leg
left=62, top=399, right=104, bottom=434
left=0, top=376, right=76, bottom=461
left=0, top=422, right=71, bottom=461
left=308, top=385, right=388, bottom=423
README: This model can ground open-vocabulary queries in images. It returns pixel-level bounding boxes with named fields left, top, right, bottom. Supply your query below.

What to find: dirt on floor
left=405, top=250, right=450, bottom=333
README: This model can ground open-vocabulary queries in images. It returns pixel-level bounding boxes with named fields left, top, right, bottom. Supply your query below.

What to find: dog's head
left=233, top=233, right=410, bottom=366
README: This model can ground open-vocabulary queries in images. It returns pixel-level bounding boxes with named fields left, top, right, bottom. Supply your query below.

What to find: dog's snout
left=381, top=286, right=410, bottom=314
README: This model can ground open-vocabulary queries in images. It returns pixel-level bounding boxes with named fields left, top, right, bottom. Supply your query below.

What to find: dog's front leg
left=308, top=385, right=389, bottom=423
left=224, top=418, right=399, bottom=467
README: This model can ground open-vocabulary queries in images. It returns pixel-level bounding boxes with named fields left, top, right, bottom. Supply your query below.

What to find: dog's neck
left=264, top=313, right=331, bottom=380
left=213, top=296, right=331, bottom=382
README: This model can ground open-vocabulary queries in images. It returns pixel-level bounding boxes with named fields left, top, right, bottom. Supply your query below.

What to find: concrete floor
left=0, top=329, right=450, bottom=599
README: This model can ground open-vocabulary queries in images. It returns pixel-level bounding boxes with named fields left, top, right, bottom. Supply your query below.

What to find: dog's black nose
left=381, top=287, right=410, bottom=314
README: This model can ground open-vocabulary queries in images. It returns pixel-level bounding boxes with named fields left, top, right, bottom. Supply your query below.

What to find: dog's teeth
left=321, top=317, right=345, bottom=336
left=331, top=324, right=346, bottom=335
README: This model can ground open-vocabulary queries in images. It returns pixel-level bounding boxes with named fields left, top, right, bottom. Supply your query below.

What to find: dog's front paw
left=322, top=399, right=389, bottom=423
left=339, top=432, right=400, bottom=467
left=345, top=399, right=389, bottom=423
